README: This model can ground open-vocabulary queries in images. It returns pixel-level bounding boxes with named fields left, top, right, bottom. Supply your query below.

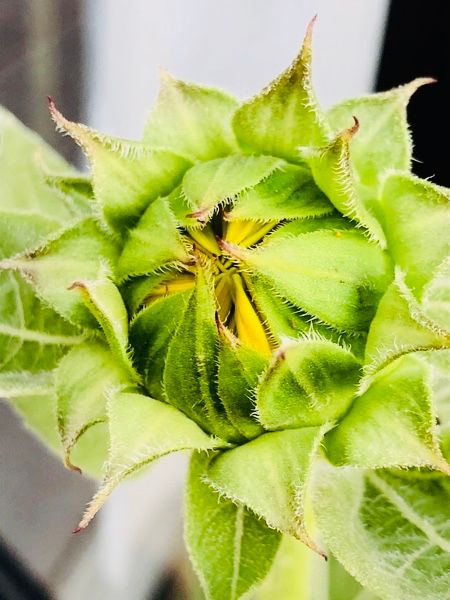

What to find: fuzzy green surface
left=0, top=21, right=449, bottom=600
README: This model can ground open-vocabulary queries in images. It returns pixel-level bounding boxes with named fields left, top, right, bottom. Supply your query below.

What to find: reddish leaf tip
left=186, top=208, right=209, bottom=223
left=67, top=280, right=85, bottom=292
left=217, top=238, right=245, bottom=260
left=72, top=526, right=83, bottom=534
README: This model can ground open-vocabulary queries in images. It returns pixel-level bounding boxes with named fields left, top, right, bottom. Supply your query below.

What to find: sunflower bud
left=1, top=19, right=449, bottom=600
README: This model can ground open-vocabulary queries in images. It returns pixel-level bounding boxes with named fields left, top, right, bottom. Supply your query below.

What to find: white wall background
left=84, top=0, right=389, bottom=138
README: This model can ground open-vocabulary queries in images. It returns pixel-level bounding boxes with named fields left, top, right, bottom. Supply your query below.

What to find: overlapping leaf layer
left=0, top=20, right=449, bottom=600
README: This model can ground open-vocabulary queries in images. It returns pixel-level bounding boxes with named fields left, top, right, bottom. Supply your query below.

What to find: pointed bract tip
left=64, top=455, right=83, bottom=474
left=350, top=115, right=360, bottom=134
left=341, top=116, right=359, bottom=142
left=186, top=207, right=209, bottom=223
left=303, top=15, right=318, bottom=48
left=67, top=280, right=86, bottom=292
left=72, top=525, right=84, bottom=534
left=158, top=66, right=175, bottom=84
left=217, top=238, right=246, bottom=260
left=216, top=317, right=240, bottom=346
left=308, top=14, right=318, bottom=31
left=47, top=96, right=60, bottom=118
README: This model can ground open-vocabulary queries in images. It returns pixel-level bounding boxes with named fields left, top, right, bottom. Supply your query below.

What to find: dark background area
left=377, top=0, right=450, bottom=187
left=0, top=0, right=82, bottom=162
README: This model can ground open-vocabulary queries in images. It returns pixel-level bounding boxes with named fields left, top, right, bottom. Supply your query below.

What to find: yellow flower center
left=146, top=212, right=279, bottom=357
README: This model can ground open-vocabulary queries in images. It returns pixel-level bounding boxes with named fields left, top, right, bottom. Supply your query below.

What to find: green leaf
left=130, top=289, right=191, bottom=399
left=44, top=173, right=93, bottom=215
left=227, top=230, right=392, bottom=333
left=257, top=337, right=361, bottom=430
left=144, top=71, right=238, bottom=161
left=7, top=389, right=61, bottom=453
left=49, top=100, right=191, bottom=231
left=381, top=172, right=450, bottom=297
left=256, top=535, right=334, bottom=600
left=181, top=154, right=283, bottom=224
left=0, top=271, right=84, bottom=372
left=55, top=340, right=135, bottom=471
left=0, top=219, right=120, bottom=328
left=69, top=274, right=141, bottom=381
left=163, top=269, right=242, bottom=441
left=185, top=452, right=281, bottom=600
left=232, top=18, right=328, bottom=161
left=303, top=122, right=386, bottom=246
left=247, top=273, right=367, bottom=359
left=425, top=350, right=450, bottom=461
left=227, top=165, right=333, bottom=222
left=217, top=329, right=266, bottom=440
left=0, top=370, right=54, bottom=398
left=121, top=271, right=169, bottom=316
left=116, top=196, right=190, bottom=281
left=206, top=426, right=328, bottom=553
left=263, top=213, right=353, bottom=245
left=0, top=371, right=109, bottom=474
left=327, top=79, right=433, bottom=189
left=76, top=391, right=221, bottom=531
left=421, top=257, right=450, bottom=333
left=312, top=462, right=450, bottom=600
left=325, top=354, right=450, bottom=474
left=363, top=276, right=449, bottom=383
left=0, top=106, right=82, bottom=259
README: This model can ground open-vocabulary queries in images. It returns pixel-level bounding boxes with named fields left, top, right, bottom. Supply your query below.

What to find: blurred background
left=0, top=1, right=449, bottom=598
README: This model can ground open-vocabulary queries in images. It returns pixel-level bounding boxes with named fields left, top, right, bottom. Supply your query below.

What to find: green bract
left=1, top=20, right=449, bottom=600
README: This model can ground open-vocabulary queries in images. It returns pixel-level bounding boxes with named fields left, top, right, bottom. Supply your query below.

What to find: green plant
left=1, top=19, right=449, bottom=600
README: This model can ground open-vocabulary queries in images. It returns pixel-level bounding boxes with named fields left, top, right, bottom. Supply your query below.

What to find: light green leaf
left=55, top=340, right=134, bottom=471
left=0, top=370, right=54, bottom=398
left=327, top=79, right=433, bottom=189
left=0, top=218, right=120, bottom=328
left=257, top=337, right=361, bottom=430
left=69, top=275, right=140, bottom=381
left=217, top=330, right=266, bottom=440
left=312, top=462, right=450, bottom=600
left=181, top=154, right=283, bottom=224
left=303, top=122, right=386, bottom=246
left=49, top=100, right=191, bottom=231
left=422, top=257, right=450, bottom=332
left=44, top=173, right=93, bottom=214
left=206, top=426, right=328, bottom=553
left=76, top=391, right=222, bottom=531
left=144, top=71, right=238, bottom=161
left=116, top=196, right=190, bottom=281
left=6, top=389, right=60, bottom=452
left=0, top=271, right=84, bottom=373
left=232, top=18, right=328, bottom=161
left=121, top=271, right=169, bottom=316
left=185, top=452, right=281, bottom=600
left=130, top=289, right=191, bottom=400
left=0, top=106, right=81, bottom=259
left=0, top=370, right=108, bottom=474
left=425, top=350, right=450, bottom=462
left=380, top=172, right=450, bottom=296
left=228, top=230, right=392, bottom=333
left=256, top=535, right=336, bottom=600
left=163, top=269, right=242, bottom=441
left=363, top=276, right=449, bottom=383
left=325, top=354, right=450, bottom=474
left=227, top=165, right=333, bottom=222
left=247, top=273, right=367, bottom=359
left=263, top=214, right=353, bottom=245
